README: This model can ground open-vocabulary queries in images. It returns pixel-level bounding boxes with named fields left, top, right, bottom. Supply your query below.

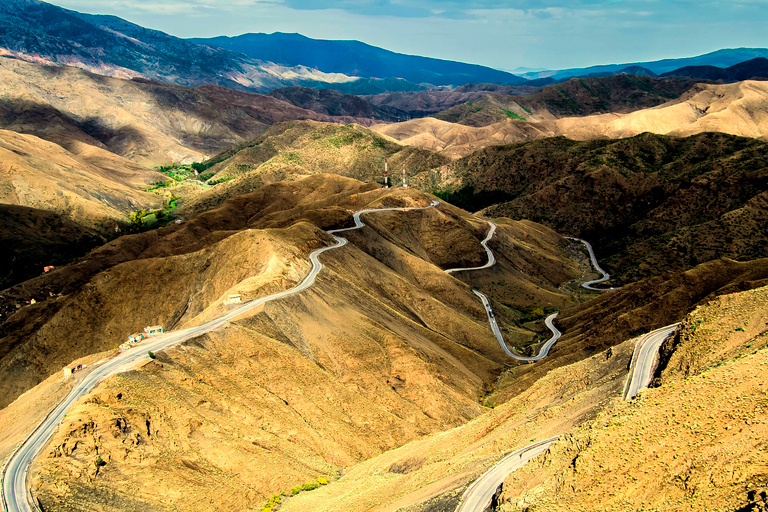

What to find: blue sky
left=49, top=0, right=768, bottom=71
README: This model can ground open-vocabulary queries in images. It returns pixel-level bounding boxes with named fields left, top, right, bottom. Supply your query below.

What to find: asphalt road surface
left=445, top=220, right=497, bottom=274
left=444, top=218, right=561, bottom=361
left=624, top=323, right=680, bottom=399
left=566, top=237, right=617, bottom=291
left=2, top=200, right=439, bottom=512
left=456, top=436, right=560, bottom=512
left=473, top=290, right=561, bottom=362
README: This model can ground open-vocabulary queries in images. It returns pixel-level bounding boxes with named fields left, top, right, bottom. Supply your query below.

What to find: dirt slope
left=372, top=117, right=556, bottom=159
left=0, top=57, right=349, bottom=166
left=495, top=284, right=768, bottom=512
left=245, top=260, right=768, bottom=512
left=373, top=80, right=768, bottom=158
left=0, top=128, right=162, bottom=230
left=0, top=174, right=581, bottom=511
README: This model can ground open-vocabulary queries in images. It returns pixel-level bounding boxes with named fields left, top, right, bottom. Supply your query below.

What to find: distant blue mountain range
left=523, top=48, right=768, bottom=80
left=190, top=32, right=528, bottom=87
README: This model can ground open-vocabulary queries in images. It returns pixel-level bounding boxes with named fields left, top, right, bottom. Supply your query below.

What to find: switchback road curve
left=566, top=237, right=617, bottom=291
left=444, top=218, right=561, bottom=362
left=2, top=200, right=439, bottom=512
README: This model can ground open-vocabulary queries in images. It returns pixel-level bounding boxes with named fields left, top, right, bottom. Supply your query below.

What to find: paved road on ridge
left=1, top=200, right=439, bottom=512
left=624, top=323, right=679, bottom=399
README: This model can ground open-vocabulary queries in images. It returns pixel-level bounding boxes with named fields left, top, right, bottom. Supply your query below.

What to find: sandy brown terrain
left=244, top=262, right=768, bottom=512
left=0, top=57, right=359, bottom=167
left=372, top=117, right=556, bottom=159
left=496, top=284, right=768, bottom=512
left=0, top=128, right=162, bottom=230
left=373, top=80, right=768, bottom=158
left=0, top=174, right=584, bottom=510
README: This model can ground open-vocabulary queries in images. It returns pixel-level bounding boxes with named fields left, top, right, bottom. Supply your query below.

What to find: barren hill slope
left=0, top=174, right=582, bottom=510
left=179, top=121, right=450, bottom=217
left=432, top=75, right=702, bottom=127
left=495, top=284, right=768, bottom=512
left=444, top=132, right=768, bottom=285
left=372, top=117, right=556, bottom=159
left=373, top=80, right=768, bottom=158
left=263, top=260, right=768, bottom=512
left=0, top=128, right=162, bottom=230
left=558, top=79, right=768, bottom=140
left=0, top=57, right=347, bottom=166
left=0, top=174, right=578, bottom=409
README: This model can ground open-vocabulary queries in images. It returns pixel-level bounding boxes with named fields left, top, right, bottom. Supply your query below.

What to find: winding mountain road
left=566, top=237, right=616, bottom=291
left=456, top=436, right=560, bottom=512
left=1, top=200, right=439, bottom=512
left=473, top=289, right=561, bottom=362
left=444, top=219, right=561, bottom=362
left=624, top=323, right=680, bottom=399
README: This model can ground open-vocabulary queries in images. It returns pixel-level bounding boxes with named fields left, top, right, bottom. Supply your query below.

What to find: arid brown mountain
left=374, top=79, right=768, bottom=158
left=363, top=83, right=541, bottom=116
left=0, top=57, right=352, bottom=166
left=0, top=127, right=162, bottom=230
left=494, top=283, right=768, bottom=512
left=267, top=86, right=410, bottom=123
left=372, top=117, right=556, bottom=159
left=432, top=75, right=702, bottom=126
left=431, top=93, right=549, bottom=126
left=445, top=132, right=768, bottom=285
left=178, top=121, right=451, bottom=217
left=0, top=174, right=583, bottom=511
left=0, top=0, right=358, bottom=93
left=254, top=260, right=768, bottom=512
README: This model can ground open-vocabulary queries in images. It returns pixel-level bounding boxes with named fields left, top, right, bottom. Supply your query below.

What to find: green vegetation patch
left=504, top=109, right=526, bottom=121
left=433, top=185, right=515, bottom=213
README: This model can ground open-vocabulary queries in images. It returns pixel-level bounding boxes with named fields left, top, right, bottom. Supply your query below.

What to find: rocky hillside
left=364, top=83, right=540, bottom=116
left=267, top=87, right=410, bottom=123
left=0, top=174, right=578, bottom=407
left=446, top=132, right=768, bottom=285
left=0, top=127, right=162, bottom=231
left=244, top=259, right=768, bottom=512
left=0, top=57, right=346, bottom=166
left=495, top=283, right=768, bottom=512
left=0, top=174, right=583, bottom=511
left=372, top=79, right=768, bottom=158
left=178, top=121, right=450, bottom=217
left=432, top=75, right=702, bottom=126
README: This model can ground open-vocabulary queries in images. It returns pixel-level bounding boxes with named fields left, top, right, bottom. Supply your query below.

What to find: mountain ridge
left=190, top=32, right=527, bottom=87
